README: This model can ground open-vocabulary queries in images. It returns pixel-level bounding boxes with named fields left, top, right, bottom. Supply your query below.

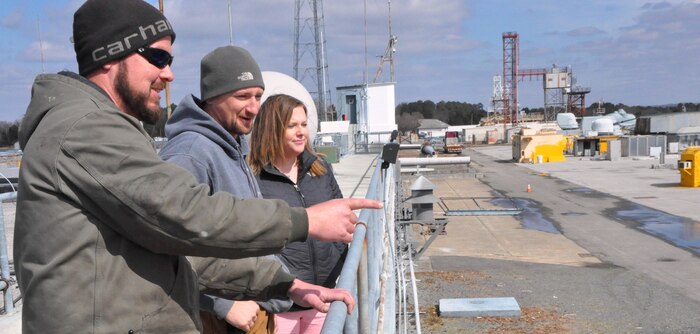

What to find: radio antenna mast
left=372, top=0, right=397, bottom=83
left=227, top=0, right=233, bottom=44
left=37, top=17, right=45, bottom=73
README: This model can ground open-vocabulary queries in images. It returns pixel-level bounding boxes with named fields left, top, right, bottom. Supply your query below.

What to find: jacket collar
left=261, top=150, right=318, bottom=179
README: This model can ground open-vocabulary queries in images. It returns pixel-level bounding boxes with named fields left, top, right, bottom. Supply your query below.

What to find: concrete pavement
left=410, top=145, right=700, bottom=333
left=331, top=147, right=700, bottom=332
left=475, top=145, right=700, bottom=222
left=330, top=153, right=377, bottom=199
left=408, top=175, right=601, bottom=269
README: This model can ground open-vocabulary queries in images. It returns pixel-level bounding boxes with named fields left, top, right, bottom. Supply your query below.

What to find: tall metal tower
left=502, top=32, right=519, bottom=124
left=490, top=75, right=504, bottom=123
left=294, top=0, right=332, bottom=122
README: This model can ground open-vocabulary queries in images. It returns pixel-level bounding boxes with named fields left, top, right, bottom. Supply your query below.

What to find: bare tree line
left=0, top=119, right=21, bottom=148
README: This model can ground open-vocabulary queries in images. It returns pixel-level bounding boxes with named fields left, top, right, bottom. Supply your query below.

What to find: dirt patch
left=474, top=307, right=573, bottom=334
left=416, top=270, right=490, bottom=285
left=421, top=304, right=444, bottom=329
left=418, top=304, right=572, bottom=334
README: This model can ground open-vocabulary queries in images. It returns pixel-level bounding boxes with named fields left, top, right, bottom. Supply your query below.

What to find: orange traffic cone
left=526, top=184, right=531, bottom=193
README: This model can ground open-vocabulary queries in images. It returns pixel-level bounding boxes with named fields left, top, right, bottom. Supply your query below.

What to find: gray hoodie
left=160, top=94, right=260, bottom=198
left=160, top=94, right=293, bottom=318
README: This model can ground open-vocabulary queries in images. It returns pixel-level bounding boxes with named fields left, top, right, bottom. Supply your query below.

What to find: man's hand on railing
left=225, top=300, right=259, bottom=331
left=288, top=279, right=355, bottom=314
left=306, top=198, right=383, bottom=243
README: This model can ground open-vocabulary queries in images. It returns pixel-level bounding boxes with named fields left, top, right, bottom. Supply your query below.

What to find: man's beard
left=115, top=63, right=162, bottom=124
left=230, top=121, right=250, bottom=137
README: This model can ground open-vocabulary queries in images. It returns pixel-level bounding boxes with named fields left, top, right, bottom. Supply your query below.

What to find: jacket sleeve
left=326, top=162, right=344, bottom=199
left=57, top=111, right=308, bottom=259
left=159, top=152, right=212, bottom=194
left=190, top=256, right=294, bottom=301
left=162, top=134, right=294, bottom=315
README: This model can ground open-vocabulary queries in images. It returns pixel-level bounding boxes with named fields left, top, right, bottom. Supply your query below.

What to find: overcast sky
left=1, top=0, right=699, bottom=121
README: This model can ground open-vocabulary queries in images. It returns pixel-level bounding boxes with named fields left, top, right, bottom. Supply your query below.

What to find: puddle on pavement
left=490, top=197, right=561, bottom=234
left=561, top=212, right=587, bottom=216
left=564, top=187, right=594, bottom=194
left=613, top=203, right=700, bottom=255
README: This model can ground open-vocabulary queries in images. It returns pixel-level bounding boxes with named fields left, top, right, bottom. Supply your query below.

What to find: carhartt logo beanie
left=73, top=0, right=176, bottom=76
left=200, top=46, right=265, bottom=102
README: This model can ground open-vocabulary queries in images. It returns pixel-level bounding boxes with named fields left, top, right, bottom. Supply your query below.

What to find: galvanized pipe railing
left=322, top=157, right=381, bottom=333
left=322, top=143, right=432, bottom=333
left=322, top=148, right=400, bottom=333
left=398, top=156, right=471, bottom=166
left=0, top=191, right=18, bottom=314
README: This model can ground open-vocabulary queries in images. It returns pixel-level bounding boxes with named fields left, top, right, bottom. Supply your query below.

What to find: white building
left=417, top=119, right=450, bottom=138
left=335, top=82, right=397, bottom=141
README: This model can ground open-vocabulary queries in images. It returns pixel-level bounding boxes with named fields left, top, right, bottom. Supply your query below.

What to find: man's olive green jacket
left=14, top=72, right=308, bottom=333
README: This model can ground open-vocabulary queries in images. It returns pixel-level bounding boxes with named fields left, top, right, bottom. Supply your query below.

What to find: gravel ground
left=413, top=256, right=700, bottom=334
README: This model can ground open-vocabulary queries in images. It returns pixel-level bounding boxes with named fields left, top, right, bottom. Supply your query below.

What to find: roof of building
left=676, top=126, right=700, bottom=134
left=418, top=119, right=450, bottom=130
left=639, top=110, right=700, bottom=119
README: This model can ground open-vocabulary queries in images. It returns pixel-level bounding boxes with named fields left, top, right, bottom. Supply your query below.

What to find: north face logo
left=237, top=72, right=254, bottom=81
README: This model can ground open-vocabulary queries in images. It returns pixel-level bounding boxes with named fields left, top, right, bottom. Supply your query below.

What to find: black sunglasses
left=136, top=47, right=174, bottom=69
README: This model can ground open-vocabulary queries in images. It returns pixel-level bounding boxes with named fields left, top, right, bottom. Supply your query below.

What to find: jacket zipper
left=293, top=183, right=318, bottom=285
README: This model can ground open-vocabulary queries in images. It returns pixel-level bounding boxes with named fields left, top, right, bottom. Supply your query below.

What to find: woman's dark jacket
left=256, top=151, right=347, bottom=311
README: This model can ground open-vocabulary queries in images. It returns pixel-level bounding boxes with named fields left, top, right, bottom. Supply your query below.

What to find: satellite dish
left=259, top=71, right=318, bottom=144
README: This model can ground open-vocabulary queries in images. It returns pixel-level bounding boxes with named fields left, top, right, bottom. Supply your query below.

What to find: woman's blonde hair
left=248, top=94, right=326, bottom=176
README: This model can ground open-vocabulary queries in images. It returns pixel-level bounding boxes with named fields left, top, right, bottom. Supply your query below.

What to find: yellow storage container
left=678, top=146, right=700, bottom=187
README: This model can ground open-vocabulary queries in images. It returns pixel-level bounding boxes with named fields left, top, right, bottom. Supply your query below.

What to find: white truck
left=443, top=131, right=463, bottom=154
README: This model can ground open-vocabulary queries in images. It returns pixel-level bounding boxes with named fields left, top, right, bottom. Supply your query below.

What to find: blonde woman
left=249, top=94, right=346, bottom=334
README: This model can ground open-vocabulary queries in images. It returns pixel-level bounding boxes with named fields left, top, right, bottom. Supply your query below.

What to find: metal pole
left=398, top=157, right=471, bottom=166
left=37, top=18, right=45, bottom=73
left=399, top=247, right=408, bottom=333
left=227, top=0, right=233, bottom=45
left=357, top=241, right=370, bottom=334
left=321, top=222, right=367, bottom=333
left=158, top=0, right=172, bottom=120
left=406, top=242, right=422, bottom=334
left=312, top=0, right=327, bottom=121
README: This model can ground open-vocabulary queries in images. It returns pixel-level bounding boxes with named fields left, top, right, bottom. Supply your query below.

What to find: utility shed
left=636, top=111, right=700, bottom=134
left=512, top=128, right=566, bottom=163
left=672, top=126, right=700, bottom=150
left=335, top=82, right=397, bottom=137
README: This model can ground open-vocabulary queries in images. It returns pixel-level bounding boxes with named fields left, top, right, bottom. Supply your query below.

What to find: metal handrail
left=0, top=191, right=17, bottom=314
left=322, top=156, right=382, bottom=333
left=322, top=145, right=416, bottom=333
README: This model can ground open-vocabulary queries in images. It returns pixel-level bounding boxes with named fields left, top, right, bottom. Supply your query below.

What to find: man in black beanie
left=14, top=0, right=382, bottom=333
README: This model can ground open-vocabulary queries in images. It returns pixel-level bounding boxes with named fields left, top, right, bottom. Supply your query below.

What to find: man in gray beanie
left=15, top=0, right=382, bottom=332
left=161, top=45, right=287, bottom=332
